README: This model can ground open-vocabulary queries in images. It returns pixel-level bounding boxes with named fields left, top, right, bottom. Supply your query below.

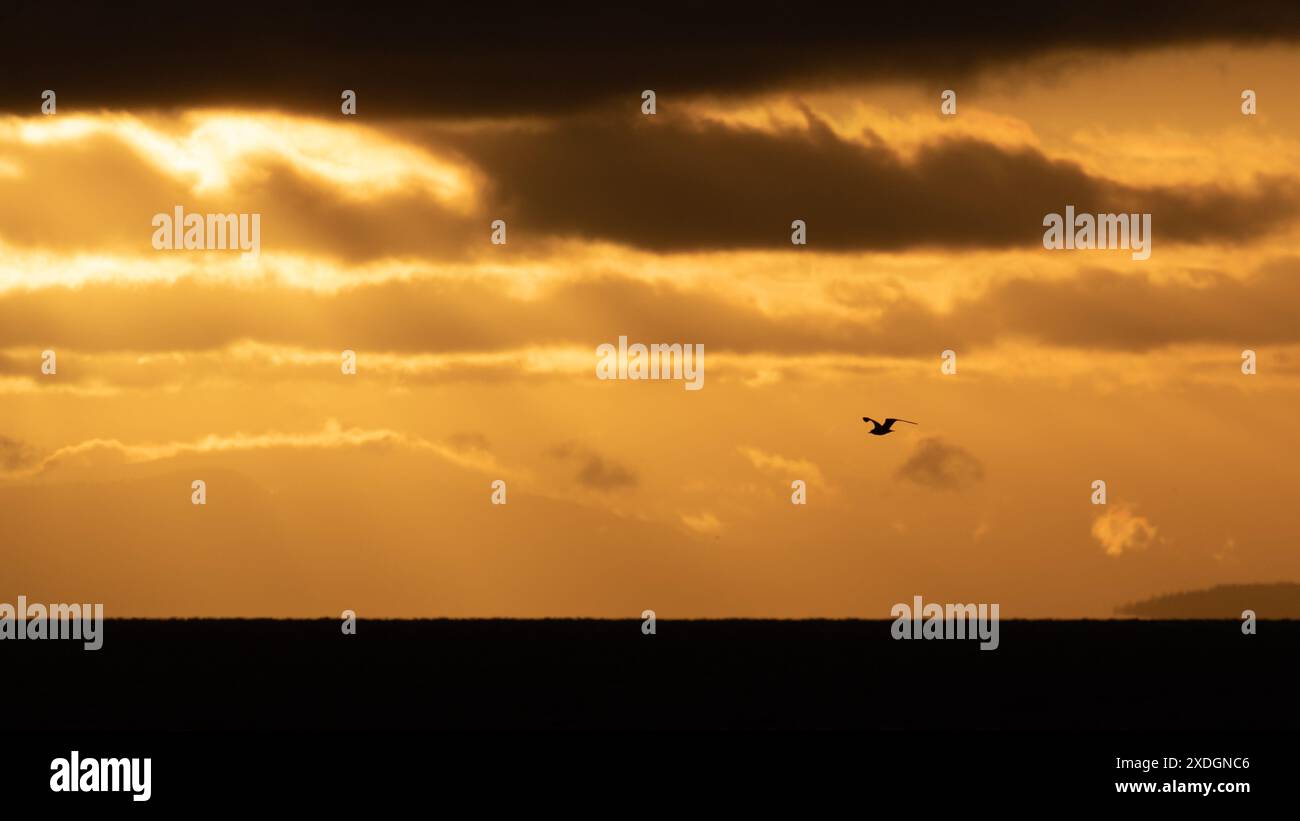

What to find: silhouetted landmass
left=1117, top=583, right=1300, bottom=618
left=3, top=619, right=1298, bottom=732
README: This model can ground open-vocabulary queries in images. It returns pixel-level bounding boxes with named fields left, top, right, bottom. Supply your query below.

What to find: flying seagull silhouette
left=862, top=417, right=917, bottom=436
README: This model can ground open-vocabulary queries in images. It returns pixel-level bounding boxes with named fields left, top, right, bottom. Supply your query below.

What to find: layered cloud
left=5, top=2, right=1300, bottom=116
left=3, top=260, right=1299, bottom=366
left=7, top=109, right=1300, bottom=262
left=435, top=113, right=1300, bottom=252
left=4, top=31, right=1300, bottom=618
left=1, top=420, right=512, bottom=480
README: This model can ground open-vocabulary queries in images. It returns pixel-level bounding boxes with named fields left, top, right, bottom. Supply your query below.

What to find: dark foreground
left=2, top=619, right=1293, bottom=806
left=4, top=618, right=1297, bottom=731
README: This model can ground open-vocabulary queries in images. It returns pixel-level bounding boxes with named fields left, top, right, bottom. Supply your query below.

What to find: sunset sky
left=3, top=5, right=1300, bottom=617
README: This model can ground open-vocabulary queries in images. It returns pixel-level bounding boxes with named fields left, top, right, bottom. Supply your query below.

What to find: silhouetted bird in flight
left=862, top=417, right=917, bottom=436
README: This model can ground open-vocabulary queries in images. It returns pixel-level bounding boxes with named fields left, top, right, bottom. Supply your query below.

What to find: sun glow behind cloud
left=5, top=111, right=480, bottom=207
left=4, top=42, right=1300, bottom=617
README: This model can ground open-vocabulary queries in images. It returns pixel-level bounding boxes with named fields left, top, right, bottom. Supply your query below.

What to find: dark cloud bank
left=4, top=1, right=1300, bottom=116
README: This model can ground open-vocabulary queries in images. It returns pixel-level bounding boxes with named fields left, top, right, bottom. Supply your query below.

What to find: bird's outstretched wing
left=862, top=416, right=879, bottom=425
left=884, top=418, right=917, bottom=426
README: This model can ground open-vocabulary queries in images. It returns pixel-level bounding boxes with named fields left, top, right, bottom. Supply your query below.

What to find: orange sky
left=3, top=44, right=1299, bottom=617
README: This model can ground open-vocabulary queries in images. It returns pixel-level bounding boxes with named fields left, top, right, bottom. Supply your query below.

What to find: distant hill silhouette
left=1117, top=583, right=1300, bottom=618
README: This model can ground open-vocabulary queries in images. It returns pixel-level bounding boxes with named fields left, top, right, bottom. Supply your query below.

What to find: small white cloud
left=738, top=446, right=824, bottom=485
left=1213, top=536, right=1238, bottom=563
left=1092, top=504, right=1158, bottom=557
left=681, top=512, right=722, bottom=535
